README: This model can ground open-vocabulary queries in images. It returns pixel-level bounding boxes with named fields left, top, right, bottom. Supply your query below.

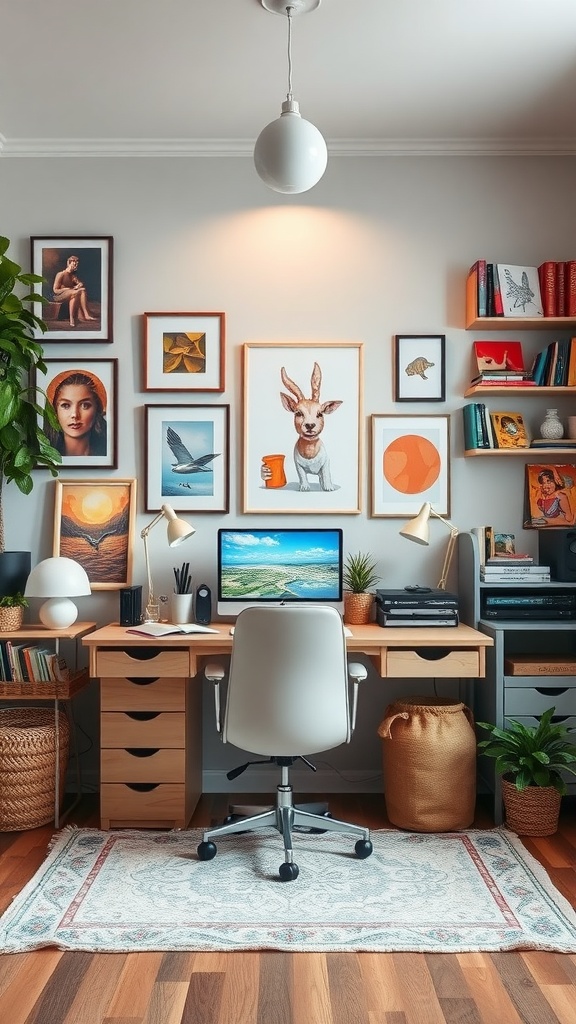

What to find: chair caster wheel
left=279, top=862, right=299, bottom=881
left=355, top=839, right=373, bottom=859
left=197, top=841, right=217, bottom=861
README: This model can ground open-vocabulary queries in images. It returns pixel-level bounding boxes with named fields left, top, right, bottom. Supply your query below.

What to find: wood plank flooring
left=0, top=794, right=575, bottom=1024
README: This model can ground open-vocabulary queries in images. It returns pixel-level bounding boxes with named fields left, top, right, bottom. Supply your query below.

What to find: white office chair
left=197, top=604, right=373, bottom=881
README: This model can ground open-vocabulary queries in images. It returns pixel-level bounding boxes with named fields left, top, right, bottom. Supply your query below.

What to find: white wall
left=2, top=153, right=575, bottom=790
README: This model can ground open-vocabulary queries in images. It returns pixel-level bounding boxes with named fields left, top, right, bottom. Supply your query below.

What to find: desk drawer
left=101, top=747, right=185, bottom=783
left=101, top=711, right=185, bottom=747
left=100, top=783, right=185, bottom=822
left=386, top=648, right=480, bottom=678
left=96, top=648, right=189, bottom=678
left=505, top=687, right=576, bottom=717
left=101, top=677, right=186, bottom=712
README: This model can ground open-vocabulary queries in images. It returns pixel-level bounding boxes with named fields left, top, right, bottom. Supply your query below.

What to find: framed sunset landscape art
left=53, top=479, right=137, bottom=589
left=370, top=414, right=450, bottom=517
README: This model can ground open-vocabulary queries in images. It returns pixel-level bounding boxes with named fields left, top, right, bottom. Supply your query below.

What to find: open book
left=126, top=622, right=219, bottom=637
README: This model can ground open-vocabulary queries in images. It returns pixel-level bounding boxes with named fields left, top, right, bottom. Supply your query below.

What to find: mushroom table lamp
left=399, top=502, right=459, bottom=591
left=24, top=556, right=92, bottom=629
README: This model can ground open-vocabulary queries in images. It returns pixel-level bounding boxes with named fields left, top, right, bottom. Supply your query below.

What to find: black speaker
left=119, top=585, right=142, bottom=626
left=538, top=530, right=576, bottom=582
left=195, top=584, right=212, bottom=625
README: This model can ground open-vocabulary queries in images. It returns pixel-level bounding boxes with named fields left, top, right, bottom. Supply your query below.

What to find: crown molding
left=2, top=136, right=576, bottom=158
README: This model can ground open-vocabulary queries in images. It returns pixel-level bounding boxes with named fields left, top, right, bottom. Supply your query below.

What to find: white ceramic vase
left=539, top=409, right=564, bottom=440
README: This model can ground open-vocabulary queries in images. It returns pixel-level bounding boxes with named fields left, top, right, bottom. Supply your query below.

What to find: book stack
left=0, top=641, right=70, bottom=683
left=480, top=558, right=551, bottom=584
left=530, top=337, right=576, bottom=388
left=463, top=405, right=529, bottom=450
left=538, top=261, right=576, bottom=317
left=470, top=341, right=534, bottom=387
left=375, top=589, right=459, bottom=627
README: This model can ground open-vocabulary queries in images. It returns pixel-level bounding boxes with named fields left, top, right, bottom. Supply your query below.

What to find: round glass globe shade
left=254, top=111, right=327, bottom=194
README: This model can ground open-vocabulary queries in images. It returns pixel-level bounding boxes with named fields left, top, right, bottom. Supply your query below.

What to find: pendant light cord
left=286, top=5, right=294, bottom=101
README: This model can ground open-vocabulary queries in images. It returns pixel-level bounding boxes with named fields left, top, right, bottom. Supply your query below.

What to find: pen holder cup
left=171, top=593, right=194, bottom=624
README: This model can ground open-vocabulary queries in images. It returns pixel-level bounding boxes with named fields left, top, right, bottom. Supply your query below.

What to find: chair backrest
left=223, top=605, right=351, bottom=757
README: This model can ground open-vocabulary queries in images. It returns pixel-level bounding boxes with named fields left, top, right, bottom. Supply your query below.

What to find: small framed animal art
left=243, top=341, right=363, bottom=514
left=145, top=404, right=230, bottom=513
left=53, top=478, right=137, bottom=590
left=143, top=312, right=225, bottom=392
left=393, top=335, right=446, bottom=402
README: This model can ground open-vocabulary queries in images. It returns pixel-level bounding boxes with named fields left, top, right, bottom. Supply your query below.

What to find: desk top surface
left=82, top=621, right=493, bottom=649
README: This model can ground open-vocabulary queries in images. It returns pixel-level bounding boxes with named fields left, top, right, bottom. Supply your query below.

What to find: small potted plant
left=343, top=551, right=379, bottom=625
left=0, top=592, right=28, bottom=631
left=477, top=707, right=576, bottom=836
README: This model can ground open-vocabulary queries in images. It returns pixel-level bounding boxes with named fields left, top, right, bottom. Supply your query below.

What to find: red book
left=473, top=341, right=525, bottom=373
left=565, top=261, right=576, bottom=316
left=556, top=261, right=567, bottom=315
left=538, top=261, right=556, bottom=317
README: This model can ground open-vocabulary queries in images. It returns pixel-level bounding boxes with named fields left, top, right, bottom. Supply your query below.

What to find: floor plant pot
left=0, top=552, right=31, bottom=598
left=343, top=592, right=374, bottom=625
left=501, top=778, right=562, bottom=836
left=0, top=606, right=24, bottom=632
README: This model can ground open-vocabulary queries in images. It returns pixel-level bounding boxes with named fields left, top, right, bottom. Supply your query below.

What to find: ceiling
left=3, top=0, right=576, bottom=157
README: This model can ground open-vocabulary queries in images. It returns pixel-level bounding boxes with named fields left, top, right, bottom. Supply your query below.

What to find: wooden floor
left=0, top=793, right=575, bottom=1024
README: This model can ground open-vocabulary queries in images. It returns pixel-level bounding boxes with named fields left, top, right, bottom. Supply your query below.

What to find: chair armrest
left=204, top=661, right=226, bottom=733
left=347, top=661, right=368, bottom=734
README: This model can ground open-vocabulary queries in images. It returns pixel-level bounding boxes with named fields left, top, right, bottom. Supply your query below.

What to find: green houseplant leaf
left=343, top=552, right=379, bottom=593
left=477, top=707, right=576, bottom=795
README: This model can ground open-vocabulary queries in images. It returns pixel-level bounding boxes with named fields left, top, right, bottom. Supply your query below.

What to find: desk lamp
left=141, top=504, right=195, bottom=622
left=24, top=556, right=91, bottom=629
left=400, top=502, right=459, bottom=591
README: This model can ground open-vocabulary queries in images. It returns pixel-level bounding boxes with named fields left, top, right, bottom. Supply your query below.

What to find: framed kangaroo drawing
left=243, top=341, right=363, bottom=514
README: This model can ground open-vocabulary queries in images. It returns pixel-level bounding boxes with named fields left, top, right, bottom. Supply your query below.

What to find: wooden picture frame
left=53, top=478, right=137, bottom=589
left=145, top=404, right=230, bottom=513
left=370, top=414, right=450, bottom=517
left=35, top=358, right=118, bottom=468
left=30, top=236, right=113, bottom=342
left=243, top=341, right=363, bottom=514
left=143, top=312, right=225, bottom=392
left=393, top=335, right=446, bottom=402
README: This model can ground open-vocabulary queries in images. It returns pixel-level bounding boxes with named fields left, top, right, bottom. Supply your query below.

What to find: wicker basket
left=501, top=778, right=561, bottom=836
left=343, top=592, right=374, bottom=625
left=0, top=605, right=24, bottom=631
left=0, top=708, right=69, bottom=831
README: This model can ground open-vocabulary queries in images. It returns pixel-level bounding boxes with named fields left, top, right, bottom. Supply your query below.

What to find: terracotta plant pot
left=501, top=778, right=562, bottom=836
left=343, top=591, right=374, bottom=625
left=0, top=606, right=24, bottom=632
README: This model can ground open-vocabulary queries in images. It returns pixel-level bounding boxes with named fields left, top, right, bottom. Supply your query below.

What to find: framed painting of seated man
left=30, top=236, right=113, bottom=342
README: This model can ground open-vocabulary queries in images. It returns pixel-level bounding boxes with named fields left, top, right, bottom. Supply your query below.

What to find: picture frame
left=243, top=341, right=363, bottom=514
left=393, top=335, right=445, bottom=402
left=370, top=414, right=450, bottom=517
left=145, top=404, right=230, bottom=513
left=35, top=358, right=118, bottom=468
left=30, top=236, right=113, bottom=342
left=523, top=464, right=576, bottom=529
left=143, top=312, right=225, bottom=392
left=53, top=479, right=137, bottom=590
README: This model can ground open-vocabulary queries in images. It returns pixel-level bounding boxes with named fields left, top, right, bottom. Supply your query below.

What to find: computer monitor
left=217, top=527, right=343, bottom=617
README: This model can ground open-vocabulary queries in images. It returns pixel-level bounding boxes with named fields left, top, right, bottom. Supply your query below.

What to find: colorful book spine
left=538, top=261, right=557, bottom=317
left=556, top=261, right=567, bottom=316
left=567, top=337, right=576, bottom=387
left=565, top=261, right=576, bottom=316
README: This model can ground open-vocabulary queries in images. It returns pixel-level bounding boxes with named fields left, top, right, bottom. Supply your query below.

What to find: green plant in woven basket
left=0, top=592, right=28, bottom=608
left=477, top=707, right=576, bottom=795
left=343, top=552, right=379, bottom=594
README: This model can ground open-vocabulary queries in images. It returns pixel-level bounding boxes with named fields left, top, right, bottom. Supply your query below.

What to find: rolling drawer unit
left=97, top=646, right=201, bottom=830
left=459, top=532, right=576, bottom=823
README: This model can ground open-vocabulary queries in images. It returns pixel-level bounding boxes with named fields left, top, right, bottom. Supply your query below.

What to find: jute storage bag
left=378, top=696, right=476, bottom=831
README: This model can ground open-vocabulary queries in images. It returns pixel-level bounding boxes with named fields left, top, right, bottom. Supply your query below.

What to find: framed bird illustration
left=53, top=479, right=137, bottom=589
left=145, top=405, right=230, bottom=513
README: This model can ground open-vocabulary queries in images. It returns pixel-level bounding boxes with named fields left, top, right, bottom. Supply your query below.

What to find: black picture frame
left=393, top=334, right=446, bottom=402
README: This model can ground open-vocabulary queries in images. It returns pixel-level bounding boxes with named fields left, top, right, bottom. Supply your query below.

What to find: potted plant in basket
left=343, top=551, right=380, bottom=625
left=477, top=707, right=576, bottom=836
left=0, top=592, right=28, bottom=631
left=0, top=235, right=61, bottom=594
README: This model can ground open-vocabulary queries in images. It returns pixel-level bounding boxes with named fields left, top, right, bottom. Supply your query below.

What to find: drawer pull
left=126, top=677, right=160, bottom=686
left=122, top=647, right=163, bottom=661
left=535, top=687, right=568, bottom=697
left=125, top=783, right=160, bottom=792
left=411, top=647, right=451, bottom=661
left=125, top=748, right=160, bottom=758
left=124, top=711, right=160, bottom=721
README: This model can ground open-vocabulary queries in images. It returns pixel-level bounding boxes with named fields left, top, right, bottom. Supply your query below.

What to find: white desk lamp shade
left=24, top=556, right=91, bottom=629
left=254, top=100, right=328, bottom=194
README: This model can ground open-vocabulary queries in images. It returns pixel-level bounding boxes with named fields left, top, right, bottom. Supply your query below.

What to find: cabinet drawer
left=505, top=687, right=576, bottom=717
left=100, top=783, right=185, bottom=821
left=386, top=648, right=480, bottom=678
left=96, top=648, right=189, bottom=678
left=101, top=747, right=185, bottom=783
left=101, top=711, right=185, bottom=747
left=101, top=677, right=186, bottom=712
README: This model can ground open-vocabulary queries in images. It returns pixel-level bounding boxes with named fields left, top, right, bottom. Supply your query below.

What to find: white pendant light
left=254, top=1, right=327, bottom=195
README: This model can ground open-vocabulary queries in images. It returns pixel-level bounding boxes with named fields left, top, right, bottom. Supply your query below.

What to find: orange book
left=567, top=337, right=576, bottom=387
left=490, top=411, right=530, bottom=449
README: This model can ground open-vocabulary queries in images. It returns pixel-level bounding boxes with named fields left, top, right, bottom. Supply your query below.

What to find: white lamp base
left=39, top=597, right=79, bottom=630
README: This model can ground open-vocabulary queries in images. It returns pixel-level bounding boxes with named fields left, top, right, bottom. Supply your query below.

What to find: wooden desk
left=83, top=622, right=492, bottom=830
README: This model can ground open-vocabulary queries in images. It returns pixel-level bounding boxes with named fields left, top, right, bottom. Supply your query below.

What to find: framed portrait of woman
left=35, top=358, right=118, bottom=468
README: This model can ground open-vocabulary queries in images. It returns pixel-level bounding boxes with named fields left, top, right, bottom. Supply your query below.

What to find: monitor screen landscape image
left=217, top=528, right=343, bottom=615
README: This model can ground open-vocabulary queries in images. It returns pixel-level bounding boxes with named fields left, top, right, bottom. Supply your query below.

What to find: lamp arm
left=141, top=512, right=165, bottom=617
left=437, top=527, right=459, bottom=591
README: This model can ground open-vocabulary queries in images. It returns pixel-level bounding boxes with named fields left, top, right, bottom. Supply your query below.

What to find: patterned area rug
left=1, top=826, right=575, bottom=953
